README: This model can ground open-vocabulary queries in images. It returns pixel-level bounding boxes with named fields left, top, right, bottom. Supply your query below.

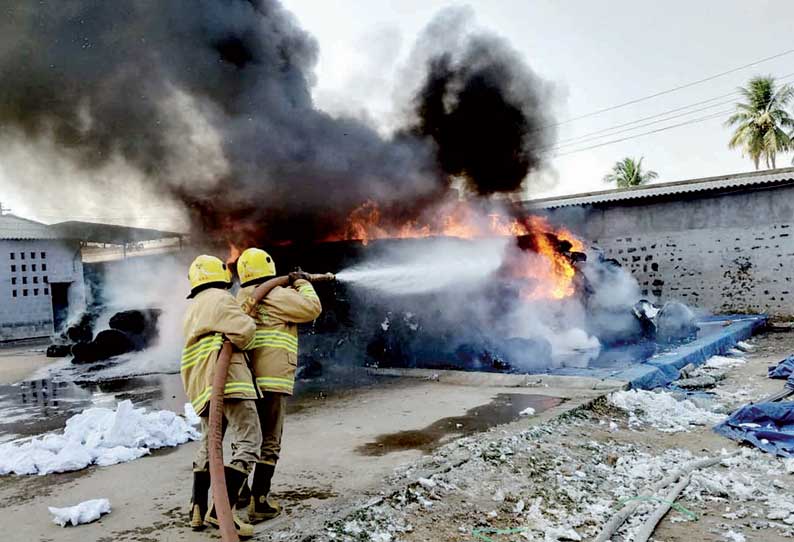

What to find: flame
left=226, top=243, right=241, bottom=265
left=334, top=200, right=585, bottom=301
left=503, top=234, right=577, bottom=300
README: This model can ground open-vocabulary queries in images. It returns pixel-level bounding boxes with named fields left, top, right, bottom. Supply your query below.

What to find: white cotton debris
left=608, top=389, right=726, bottom=432
left=519, top=407, right=536, bottom=416
left=49, top=498, right=111, bottom=527
left=704, top=355, right=746, bottom=370
left=417, top=478, right=436, bottom=491
left=0, top=400, right=200, bottom=476
left=723, top=530, right=746, bottom=542
left=183, top=402, right=201, bottom=426
left=736, top=341, right=756, bottom=352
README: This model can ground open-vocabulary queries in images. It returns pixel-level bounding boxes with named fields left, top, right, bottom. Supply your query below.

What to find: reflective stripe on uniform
left=181, top=334, right=224, bottom=370
left=256, top=376, right=294, bottom=393
left=251, top=329, right=298, bottom=353
left=297, top=284, right=320, bottom=301
left=191, top=381, right=258, bottom=411
left=242, top=334, right=258, bottom=350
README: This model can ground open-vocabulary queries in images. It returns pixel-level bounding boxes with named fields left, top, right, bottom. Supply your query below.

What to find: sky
left=1, top=0, right=793, bottom=226
left=283, top=0, right=794, bottom=198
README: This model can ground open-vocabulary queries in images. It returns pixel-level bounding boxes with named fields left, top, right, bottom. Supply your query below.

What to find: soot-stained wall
left=547, top=184, right=794, bottom=317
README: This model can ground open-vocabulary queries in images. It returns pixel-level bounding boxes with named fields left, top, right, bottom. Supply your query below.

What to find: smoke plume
left=0, top=1, right=556, bottom=243
left=410, top=24, right=555, bottom=195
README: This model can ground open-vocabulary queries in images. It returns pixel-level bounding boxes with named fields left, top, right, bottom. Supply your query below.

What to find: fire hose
left=208, top=271, right=334, bottom=542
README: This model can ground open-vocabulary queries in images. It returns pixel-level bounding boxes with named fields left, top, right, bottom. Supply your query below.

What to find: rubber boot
left=247, top=462, right=282, bottom=523
left=237, top=478, right=251, bottom=509
left=189, top=470, right=211, bottom=530
left=205, top=466, right=255, bottom=538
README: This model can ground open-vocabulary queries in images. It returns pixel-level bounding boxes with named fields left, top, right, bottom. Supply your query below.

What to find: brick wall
left=546, top=184, right=794, bottom=317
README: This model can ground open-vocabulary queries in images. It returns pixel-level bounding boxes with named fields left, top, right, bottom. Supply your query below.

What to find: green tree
left=602, top=157, right=658, bottom=188
left=726, top=76, right=794, bottom=169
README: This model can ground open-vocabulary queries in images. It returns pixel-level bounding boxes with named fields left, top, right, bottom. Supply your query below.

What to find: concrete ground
left=0, top=368, right=616, bottom=541
left=0, top=340, right=54, bottom=385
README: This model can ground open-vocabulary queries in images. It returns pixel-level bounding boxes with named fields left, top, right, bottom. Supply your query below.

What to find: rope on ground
left=472, top=527, right=528, bottom=542
left=633, top=474, right=692, bottom=542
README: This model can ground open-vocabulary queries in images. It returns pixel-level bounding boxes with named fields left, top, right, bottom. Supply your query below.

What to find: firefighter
left=235, top=248, right=322, bottom=523
left=182, top=254, right=261, bottom=538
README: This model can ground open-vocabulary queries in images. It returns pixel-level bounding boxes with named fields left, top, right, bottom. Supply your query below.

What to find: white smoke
left=335, top=233, right=633, bottom=371
left=91, top=254, right=189, bottom=377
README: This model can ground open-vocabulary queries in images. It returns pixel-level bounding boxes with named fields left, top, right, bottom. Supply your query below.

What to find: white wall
left=0, top=239, right=84, bottom=340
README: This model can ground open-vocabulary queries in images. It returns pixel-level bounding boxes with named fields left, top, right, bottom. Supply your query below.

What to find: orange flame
left=226, top=243, right=241, bottom=266
left=333, top=200, right=584, bottom=301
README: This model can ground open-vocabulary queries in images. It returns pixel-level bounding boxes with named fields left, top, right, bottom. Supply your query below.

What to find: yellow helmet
left=237, top=248, right=276, bottom=286
left=187, top=255, right=232, bottom=298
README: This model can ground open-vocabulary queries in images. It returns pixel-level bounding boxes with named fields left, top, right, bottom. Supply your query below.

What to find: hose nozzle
left=307, top=272, right=336, bottom=282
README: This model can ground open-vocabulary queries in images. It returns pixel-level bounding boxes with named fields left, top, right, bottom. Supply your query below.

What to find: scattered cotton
left=723, top=530, right=746, bottom=542
left=49, top=498, right=111, bottom=527
left=736, top=341, right=756, bottom=352
left=608, top=389, right=726, bottom=432
left=0, top=400, right=199, bottom=476
left=705, top=355, right=746, bottom=370
left=520, top=407, right=536, bottom=416
left=184, top=402, right=201, bottom=426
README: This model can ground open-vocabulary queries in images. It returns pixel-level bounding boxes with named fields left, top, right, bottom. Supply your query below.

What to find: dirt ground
left=257, top=331, right=794, bottom=542
left=0, top=340, right=54, bottom=385
left=0, top=369, right=609, bottom=541
left=0, top=332, right=792, bottom=541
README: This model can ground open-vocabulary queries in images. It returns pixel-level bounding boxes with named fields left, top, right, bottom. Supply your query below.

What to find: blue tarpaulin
left=769, top=355, right=794, bottom=379
left=714, top=402, right=794, bottom=457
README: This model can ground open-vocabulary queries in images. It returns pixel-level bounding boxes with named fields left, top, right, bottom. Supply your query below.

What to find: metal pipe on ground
left=633, top=475, right=692, bottom=542
left=594, top=451, right=738, bottom=542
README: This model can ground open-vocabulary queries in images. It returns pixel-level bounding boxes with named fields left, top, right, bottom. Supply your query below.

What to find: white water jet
left=335, top=237, right=509, bottom=296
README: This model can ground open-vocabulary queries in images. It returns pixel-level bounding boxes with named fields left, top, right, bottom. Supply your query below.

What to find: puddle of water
left=356, top=393, right=563, bottom=456
left=0, top=374, right=186, bottom=441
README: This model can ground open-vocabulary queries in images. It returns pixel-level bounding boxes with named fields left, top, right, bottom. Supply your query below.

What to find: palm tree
left=602, top=157, right=658, bottom=188
left=726, top=76, right=794, bottom=169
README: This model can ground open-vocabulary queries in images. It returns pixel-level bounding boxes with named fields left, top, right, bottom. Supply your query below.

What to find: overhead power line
left=549, top=99, right=734, bottom=150
left=554, top=72, right=794, bottom=148
left=554, top=109, right=733, bottom=157
left=551, top=47, right=794, bottom=127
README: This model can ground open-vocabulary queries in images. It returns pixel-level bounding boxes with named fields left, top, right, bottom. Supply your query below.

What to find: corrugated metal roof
left=0, top=214, right=60, bottom=240
left=525, top=167, right=794, bottom=209
left=52, top=221, right=185, bottom=244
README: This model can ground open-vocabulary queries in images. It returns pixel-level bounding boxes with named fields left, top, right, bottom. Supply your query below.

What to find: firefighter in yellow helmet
left=234, top=248, right=322, bottom=522
left=182, top=255, right=261, bottom=538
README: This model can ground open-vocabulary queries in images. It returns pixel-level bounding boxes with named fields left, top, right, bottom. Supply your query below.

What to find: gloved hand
left=288, top=271, right=311, bottom=284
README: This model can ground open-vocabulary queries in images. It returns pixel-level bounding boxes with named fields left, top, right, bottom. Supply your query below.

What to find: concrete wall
left=547, top=184, right=794, bottom=317
left=0, top=239, right=84, bottom=340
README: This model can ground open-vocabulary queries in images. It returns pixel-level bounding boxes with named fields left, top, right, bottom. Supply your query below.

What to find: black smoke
left=410, top=13, right=556, bottom=196
left=0, top=1, right=555, bottom=243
